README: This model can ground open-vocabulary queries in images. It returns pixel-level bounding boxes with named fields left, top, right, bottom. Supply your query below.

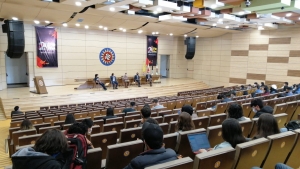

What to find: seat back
left=213, top=102, right=228, bottom=115
left=93, top=119, right=104, bottom=129
left=196, top=110, right=211, bottom=117
left=74, top=112, right=88, bottom=119
left=285, top=129, right=300, bottom=168
left=169, top=121, right=177, bottom=134
left=233, top=138, right=270, bottom=169
left=242, top=103, right=252, bottom=118
left=206, top=100, right=216, bottom=108
left=44, top=116, right=59, bottom=125
left=159, top=123, right=169, bottom=135
left=113, top=107, right=124, bottom=114
left=177, top=128, right=206, bottom=158
left=158, top=110, right=173, bottom=117
left=249, top=118, right=259, bottom=138
left=185, top=98, right=193, bottom=106
left=194, top=147, right=236, bottom=169
left=103, top=122, right=123, bottom=137
left=106, top=140, right=144, bottom=169
left=208, top=113, right=227, bottom=127
left=29, top=118, right=43, bottom=125
left=10, top=121, right=23, bottom=128
left=87, top=148, right=102, bottom=169
left=192, top=117, right=209, bottom=129
left=126, top=111, right=140, bottom=116
left=18, top=134, right=42, bottom=146
left=152, top=116, right=163, bottom=123
left=90, top=131, right=118, bottom=159
left=163, top=133, right=177, bottom=150
left=273, top=113, right=288, bottom=128
left=124, top=114, right=141, bottom=122
left=167, top=101, right=176, bottom=110
left=39, top=126, right=60, bottom=134
left=273, top=103, right=288, bottom=115
left=176, top=99, right=185, bottom=109
left=291, top=100, right=300, bottom=121
left=285, top=101, right=298, bottom=122
left=192, top=97, right=201, bottom=107
left=125, top=119, right=141, bottom=129
left=239, top=120, right=252, bottom=138
left=145, top=157, right=193, bottom=169
left=34, top=123, right=51, bottom=134
left=196, top=102, right=207, bottom=110
left=105, top=117, right=123, bottom=124
left=164, top=114, right=179, bottom=124
left=12, top=129, right=37, bottom=147
left=207, top=125, right=223, bottom=148
left=88, top=111, right=101, bottom=120
left=262, top=131, right=296, bottom=169
left=119, top=127, right=142, bottom=143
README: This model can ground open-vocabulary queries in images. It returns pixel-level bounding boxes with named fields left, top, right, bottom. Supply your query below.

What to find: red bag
left=66, top=134, right=87, bottom=169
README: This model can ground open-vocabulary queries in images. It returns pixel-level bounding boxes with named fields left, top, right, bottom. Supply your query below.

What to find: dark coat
left=253, top=106, right=273, bottom=118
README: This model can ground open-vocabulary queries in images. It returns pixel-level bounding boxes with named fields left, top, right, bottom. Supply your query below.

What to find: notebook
left=187, top=132, right=211, bottom=152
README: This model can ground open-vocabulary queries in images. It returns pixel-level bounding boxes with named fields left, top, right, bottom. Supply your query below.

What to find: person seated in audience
left=123, top=73, right=130, bottom=88
left=230, top=87, right=236, bottom=96
left=102, top=107, right=117, bottom=123
left=123, top=102, right=136, bottom=115
left=254, top=82, right=259, bottom=88
left=123, top=122, right=177, bottom=169
left=251, top=98, right=273, bottom=118
left=282, top=82, right=289, bottom=91
left=285, top=87, right=294, bottom=96
left=219, top=93, right=232, bottom=103
left=20, top=119, right=34, bottom=130
left=175, top=112, right=195, bottom=132
left=64, top=114, right=76, bottom=125
left=181, top=105, right=197, bottom=118
left=11, top=106, right=23, bottom=118
left=110, top=73, right=118, bottom=89
left=262, top=86, right=270, bottom=96
left=247, top=84, right=252, bottom=90
left=146, top=72, right=152, bottom=87
left=134, top=72, right=141, bottom=87
left=228, top=103, right=250, bottom=121
left=294, top=84, right=300, bottom=94
left=151, top=99, right=164, bottom=110
left=252, top=163, right=293, bottom=169
left=195, top=118, right=247, bottom=153
left=261, top=82, right=265, bottom=87
left=270, top=84, right=278, bottom=94
left=240, top=85, right=248, bottom=95
left=12, top=129, right=70, bottom=169
left=68, top=122, right=94, bottom=149
left=255, top=85, right=263, bottom=94
left=139, top=106, right=151, bottom=127
left=230, top=92, right=236, bottom=99
left=94, top=74, right=107, bottom=90
left=253, top=114, right=280, bottom=139
left=82, top=118, right=94, bottom=135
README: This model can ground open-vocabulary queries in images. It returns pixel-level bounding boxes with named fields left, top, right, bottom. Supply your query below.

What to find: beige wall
left=0, top=24, right=187, bottom=90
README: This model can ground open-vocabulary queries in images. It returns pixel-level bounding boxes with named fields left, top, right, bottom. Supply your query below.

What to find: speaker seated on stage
left=110, top=73, right=118, bottom=89
left=134, top=72, right=141, bottom=87
left=146, top=72, right=152, bottom=87
left=123, top=73, right=130, bottom=88
left=94, top=74, right=107, bottom=91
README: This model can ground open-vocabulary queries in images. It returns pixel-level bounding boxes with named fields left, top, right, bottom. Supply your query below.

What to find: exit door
left=160, top=55, right=170, bottom=78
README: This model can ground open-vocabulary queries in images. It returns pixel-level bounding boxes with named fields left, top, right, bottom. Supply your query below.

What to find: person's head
left=65, top=114, right=76, bottom=124
left=261, top=82, right=265, bottom=86
left=143, top=104, right=150, bottom=109
left=256, top=114, right=280, bottom=138
left=286, top=87, right=293, bottom=93
left=284, top=82, right=288, bottom=86
left=14, top=106, right=19, bottom=111
left=20, top=119, right=33, bottom=130
left=217, top=94, right=225, bottom=100
left=82, top=118, right=94, bottom=134
left=152, top=99, right=159, bottom=105
left=263, top=86, right=269, bottom=93
left=254, top=82, right=258, bottom=86
left=256, top=85, right=260, bottom=89
left=141, top=118, right=159, bottom=140
left=95, top=74, right=98, bottom=78
left=250, top=99, right=264, bottom=112
left=176, top=112, right=195, bottom=131
left=34, top=129, right=68, bottom=155
left=67, top=122, right=88, bottom=135
left=111, top=73, right=114, bottom=76
left=141, top=106, right=151, bottom=119
left=228, top=103, right=244, bottom=119
left=136, top=72, right=139, bottom=75
left=225, top=92, right=231, bottom=98
left=106, top=107, right=114, bottom=116
left=221, top=118, right=246, bottom=148
left=230, top=92, right=236, bottom=98
left=181, top=105, right=194, bottom=116
left=142, top=122, right=163, bottom=150
left=241, top=85, right=245, bottom=90
left=130, top=102, right=136, bottom=107
left=125, top=73, right=127, bottom=76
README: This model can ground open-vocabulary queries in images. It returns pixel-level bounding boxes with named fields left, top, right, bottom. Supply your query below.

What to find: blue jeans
left=111, top=81, right=118, bottom=88
left=251, top=163, right=292, bottom=169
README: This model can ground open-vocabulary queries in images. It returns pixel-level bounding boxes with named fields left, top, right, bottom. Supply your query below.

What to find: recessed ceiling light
left=34, top=20, right=40, bottom=24
left=84, top=25, right=89, bottom=29
left=212, top=23, right=217, bottom=27
left=238, top=11, right=245, bottom=15
left=119, top=28, right=123, bottom=30
left=184, top=34, right=187, bottom=37
left=210, top=4, right=217, bottom=9
left=76, top=23, right=80, bottom=27
left=299, top=17, right=300, bottom=20
left=196, top=36, right=199, bottom=38
left=258, top=26, right=264, bottom=30
left=110, top=7, right=115, bottom=11
left=170, top=33, right=173, bottom=36
left=45, top=20, right=50, bottom=24
left=138, top=30, right=143, bottom=33
left=152, top=32, right=155, bottom=35
left=225, top=26, right=229, bottom=29
left=62, top=23, right=67, bottom=27
left=286, top=13, right=292, bottom=17
left=157, top=8, right=162, bottom=12
left=99, top=25, right=103, bottom=28
left=153, top=11, right=158, bottom=14
left=156, top=32, right=159, bottom=34
left=218, top=19, right=223, bottom=22
left=104, top=27, right=108, bottom=30
left=123, top=29, right=126, bottom=32
left=12, top=17, right=18, bottom=21
left=75, top=2, right=82, bottom=6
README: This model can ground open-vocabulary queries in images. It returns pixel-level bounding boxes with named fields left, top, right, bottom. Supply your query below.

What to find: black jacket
left=253, top=106, right=273, bottom=118
left=102, top=115, right=118, bottom=123
left=123, top=147, right=177, bottom=169
left=122, top=108, right=135, bottom=115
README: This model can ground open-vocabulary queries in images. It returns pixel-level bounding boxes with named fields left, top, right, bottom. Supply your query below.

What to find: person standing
left=134, top=72, right=141, bottom=87
left=110, top=73, right=118, bottom=89
left=94, top=74, right=107, bottom=90
left=123, top=73, right=130, bottom=88
left=146, top=72, right=152, bottom=87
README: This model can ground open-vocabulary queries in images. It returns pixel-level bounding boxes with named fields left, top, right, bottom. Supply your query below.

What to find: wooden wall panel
left=267, top=57, right=289, bottom=63
left=287, top=70, right=300, bottom=77
left=265, top=80, right=284, bottom=85
left=231, top=50, right=249, bottom=56
left=229, top=78, right=246, bottom=84
left=289, top=50, right=300, bottom=57
left=269, top=37, right=291, bottom=44
left=249, top=44, right=269, bottom=50
left=247, top=73, right=266, bottom=80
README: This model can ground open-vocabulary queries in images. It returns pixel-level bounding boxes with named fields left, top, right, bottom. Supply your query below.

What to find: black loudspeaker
left=177, top=1, right=183, bottom=7
left=2, top=20, right=25, bottom=58
left=184, top=37, right=196, bottom=60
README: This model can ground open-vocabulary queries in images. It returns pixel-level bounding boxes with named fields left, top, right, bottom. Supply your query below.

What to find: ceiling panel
left=0, top=3, right=41, bottom=20
left=46, top=2, right=83, bottom=12
left=5, top=0, right=49, bottom=8
left=96, top=17, right=128, bottom=29
left=37, top=8, right=74, bottom=23
left=70, top=13, right=104, bottom=25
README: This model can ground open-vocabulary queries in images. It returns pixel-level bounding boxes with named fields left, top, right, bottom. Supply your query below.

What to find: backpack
left=285, top=120, right=300, bottom=131
left=66, top=134, right=88, bottom=169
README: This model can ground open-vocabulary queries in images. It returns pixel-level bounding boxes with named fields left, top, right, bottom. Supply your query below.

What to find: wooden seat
left=29, top=118, right=43, bottom=125
left=103, top=122, right=123, bottom=137
left=175, top=99, right=185, bottom=109
left=152, top=116, right=163, bottom=123
left=94, top=119, right=104, bottom=129
left=207, top=125, right=223, bottom=148
left=119, top=127, right=142, bottom=143
left=126, top=111, right=140, bottom=116
left=90, top=131, right=118, bottom=159
left=145, top=157, right=193, bottom=169
left=211, top=102, right=228, bottom=115
left=158, top=110, right=172, bottom=117
left=273, top=113, right=288, bottom=128
left=177, top=128, right=206, bottom=158
left=192, top=97, right=201, bottom=107
left=113, top=107, right=123, bottom=114
left=124, top=114, right=140, bottom=122
left=10, top=121, right=23, bottom=128
left=196, top=102, right=207, bottom=110
left=261, top=131, right=296, bottom=169
left=62, top=124, right=72, bottom=130
left=185, top=98, right=193, bottom=106
left=273, top=103, right=288, bottom=115
left=87, top=148, right=102, bottom=169
left=249, top=118, right=259, bottom=138
left=242, top=103, right=252, bottom=118
left=239, top=120, right=252, bottom=138
left=196, top=109, right=211, bottom=117
left=105, top=140, right=144, bottom=169
left=167, top=101, right=176, bottom=110
left=194, top=147, right=236, bottom=169
left=39, top=126, right=60, bottom=134
left=192, top=117, right=209, bottom=129
left=155, top=107, right=168, bottom=113
left=159, top=123, right=169, bottom=135
left=18, top=134, right=42, bottom=146
left=206, top=100, right=216, bottom=108
left=88, top=111, right=101, bottom=120
left=291, top=100, right=300, bottom=121
left=74, top=112, right=88, bottom=119
left=163, top=133, right=177, bottom=150
left=125, top=119, right=141, bottom=128
left=105, top=117, right=123, bottom=124
left=44, top=116, right=59, bottom=126
left=285, top=101, right=298, bottom=122
left=163, top=114, right=179, bottom=123
left=208, top=113, right=227, bottom=127
left=285, top=129, right=300, bottom=168
left=232, top=138, right=270, bottom=169
left=169, top=121, right=177, bottom=134
left=12, top=129, right=36, bottom=152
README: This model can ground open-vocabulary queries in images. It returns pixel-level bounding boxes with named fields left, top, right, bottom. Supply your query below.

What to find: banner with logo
left=35, top=26, right=58, bottom=68
left=147, top=36, right=158, bottom=66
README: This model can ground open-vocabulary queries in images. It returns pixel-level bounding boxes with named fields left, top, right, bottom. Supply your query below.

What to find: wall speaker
left=184, top=37, right=196, bottom=60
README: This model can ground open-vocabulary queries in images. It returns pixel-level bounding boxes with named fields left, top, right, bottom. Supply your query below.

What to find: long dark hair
left=106, top=107, right=114, bottom=116
left=20, top=119, right=33, bottom=130
left=176, top=112, right=195, bottom=131
left=256, top=114, right=280, bottom=138
left=65, top=114, right=76, bottom=124
left=228, top=103, right=244, bottom=119
left=222, top=118, right=247, bottom=148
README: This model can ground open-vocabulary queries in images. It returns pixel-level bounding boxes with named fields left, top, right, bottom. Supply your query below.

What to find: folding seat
left=124, top=114, right=140, bottom=122
left=206, top=100, right=216, bottom=108
left=192, top=117, right=209, bottom=129
left=291, top=100, right=300, bottom=121
left=145, top=157, right=193, bottom=169
left=285, top=129, right=300, bottom=168
left=192, top=97, right=201, bottom=107
left=152, top=116, right=163, bottom=123
left=185, top=98, right=193, bottom=106
left=119, top=127, right=142, bottom=143
left=105, top=140, right=144, bottom=169
left=177, top=128, right=206, bottom=158
left=196, top=102, right=207, bottom=111
left=239, top=120, right=252, bottom=138
left=208, top=113, right=227, bottom=127
left=285, top=95, right=296, bottom=102
left=105, top=117, right=123, bottom=124
left=194, top=147, right=236, bottom=169
left=206, top=95, right=215, bottom=101
left=163, top=133, right=177, bottom=150
left=125, top=119, right=141, bottom=129
left=86, top=148, right=102, bottom=169
left=44, top=116, right=59, bottom=126
left=163, top=114, right=179, bottom=124
left=232, top=138, right=270, bottom=169
left=242, top=103, right=252, bottom=118
left=196, top=109, right=211, bottom=117
left=160, top=102, right=168, bottom=108
left=167, top=101, right=176, bottom=110
left=113, top=107, right=123, bottom=114
left=93, top=119, right=104, bottom=129
left=273, top=103, right=288, bottom=115
left=103, top=122, right=123, bottom=137
left=158, top=110, right=173, bottom=117
left=87, top=111, right=101, bottom=120
left=18, top=134, right=42, bottom=146
left=155, top=107, right=168, bottom=113
left=40, top=106, right=49, bottom=110
left=90, top=131, right=118, bottom=159
left=159, top=123, right=169, bottom=135
left=273, top=113, right=288, bottom=128
left=126, top=111, right=140, bottom=116
left=28, top=118, right=43, bottom=125
left=211, top=102, right=228, bottom=115
left=263, top=99, right=272, bottom=107
left=224, top=101, right=237, bottom=113
left=249, top=118, right=259, bottom=138
left=175, top=99, right=185, bottom=109
left=10, top=121, right=23, bottom=128
left=207, top=125, right=223, bottom=148
left=74, top=112, right=88, bottom=119
left=285, top=101, right=298, bottom=121
left=62, top=124, right=72, bottom=130
left=39, top=126, right=60, bottom=134
left=169, top=121, right=177, bottom=134
left=12, top=129, right=36, bottom=152
left=261, top=131, right=296, bottom=169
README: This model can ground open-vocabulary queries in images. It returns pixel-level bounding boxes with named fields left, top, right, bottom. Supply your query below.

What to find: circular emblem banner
left=99, top=48, right=116, bottom=66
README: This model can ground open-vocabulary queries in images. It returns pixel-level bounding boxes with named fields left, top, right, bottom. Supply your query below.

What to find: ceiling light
left=157, top=7, right=162, bottom=12
left=196, top=36, right=199, bottom=38
left=152, top=32, right=155, bottom=35
left=238, top=11, right=245, bottom=15
left=123, top=29, right=126, bottom=32
left=258, top=26, right=264, bottom=30
left=62, top=23, right=67, bottom=27
left=153, top=11, right=158, bottom=14
left=170, top=33, right=173, bottom=36
left=99, top=25, right=103, bottom=28
left=12, top=17, right=18, bottom=21
left=104, top=27, right=108, bottom=30
left=75, top=2, right=82, bottom=6
left=299, top=17, right=300, bottom=20
left=110, top=7, right=115, bottom=11
left=225, top=26, right=229, bottom=29
left=184, top=34, right=187, bottom=37
left=119, top=28, right=123, bottom=30
left=156, top=32, right=159, bottom=34
left=286, top=13, right=292, bottom=17
left=210, top=4, right=217, bottom=9
left=34, top=20, right=40, bottom=24
left=218, top=19, right=223, bottom=22
left=84, top=25, right=89, bottom=29
left=45, top=20, right=50, bottom=24
left=138, top=30, right=143, bottom=33
left=212, top=23, right=217, bottom=27
left=76, top=23, right=80, bottom=27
